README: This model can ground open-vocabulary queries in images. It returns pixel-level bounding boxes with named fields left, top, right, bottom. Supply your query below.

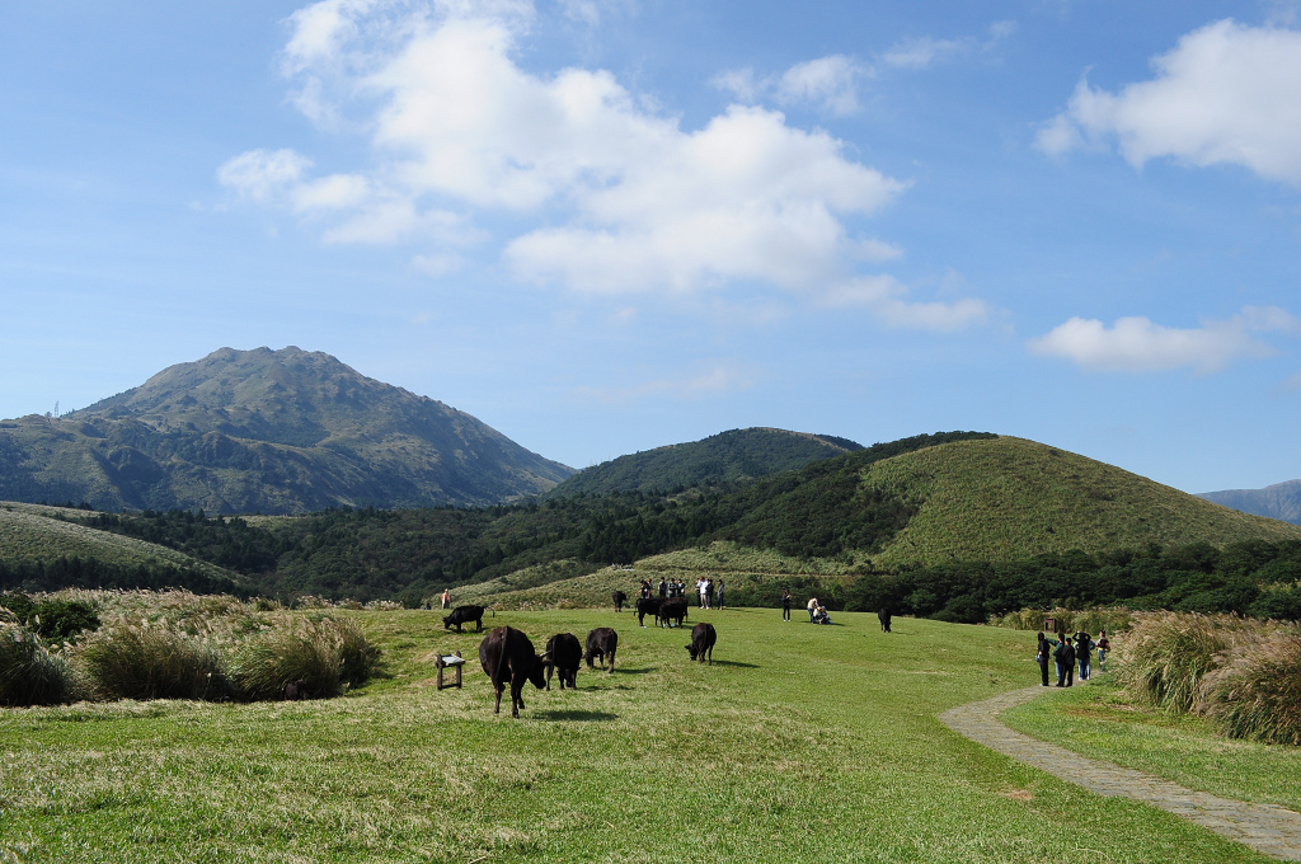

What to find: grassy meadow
left=0, top=605, right=1279, bottom=864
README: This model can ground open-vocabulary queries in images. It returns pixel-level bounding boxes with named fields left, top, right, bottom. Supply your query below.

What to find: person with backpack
left=1035, top=632, right=1052, bottom=686
left=1074, top=630, right=1094, bottom=681
left=1054, top=636, right=1075, bottom=687
left=1096, top=630, right=1111, bottom=672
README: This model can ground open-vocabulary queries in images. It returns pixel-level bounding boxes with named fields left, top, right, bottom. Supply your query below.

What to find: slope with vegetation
left=547, top=426, right=861, bottom=497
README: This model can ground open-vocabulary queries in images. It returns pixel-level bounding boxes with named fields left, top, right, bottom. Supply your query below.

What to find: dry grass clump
left=76, top=619, right=230, bottom=701
left=229, top=615, right=380, bottom=701
left=1117, top=611, right=1301, bottom=744
left=0, top=623, right=78, bottom=706
left=1117, top=612, right=1248, bottom=713
left=18, top=591, right=384, bottom=704
left=1198, top=631, right=1301, bottom=745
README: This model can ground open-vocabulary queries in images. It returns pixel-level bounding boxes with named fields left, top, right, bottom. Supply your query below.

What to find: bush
left=76, top=622, right=230, bottom=701
left=229, top=615, right=380, bottom=701
left=1198, top=632, right=1301, bottom=745
left=0, top=624, right=77, bottom=706
left=989, top=606, right=1133, bottom=635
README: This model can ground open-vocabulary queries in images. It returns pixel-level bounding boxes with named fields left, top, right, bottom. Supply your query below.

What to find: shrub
left=1198, top=632, right=1301, bottom=745
left=0, top=624, right=77, bottom=706
left=989, top=606, right=1133, bottom=635
left=76, top=621, right=230, bottom=701
left=1115, top=612, right=1247, bottom=713
left=229, top=616, right=380, bottom=701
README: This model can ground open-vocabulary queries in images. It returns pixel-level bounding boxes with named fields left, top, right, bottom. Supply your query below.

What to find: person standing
left=705, top=578, right=715, bottom=610
left=1035, top=632, right=1051, bottom=686
left=1054, top=637, right=1075, bottom=687
left=807, top=596, right=819, bottom=623
left=440, top=589, right=451, bottom=610
left=716, top=580, right=725, bottom=610
left=658, top=578, right=668, bottom=599
left=1075, top=630, right=1094, bottom=681
left=781, top=588, right=792, bottom=621
left=1096, top=630, right=1110, bottom=672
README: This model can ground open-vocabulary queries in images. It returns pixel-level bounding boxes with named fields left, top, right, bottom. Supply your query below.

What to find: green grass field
left=0, top=608, right=1279, bottom=863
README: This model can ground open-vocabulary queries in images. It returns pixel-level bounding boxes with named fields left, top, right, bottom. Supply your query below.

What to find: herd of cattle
left=442, top=599, right=718, bottom=717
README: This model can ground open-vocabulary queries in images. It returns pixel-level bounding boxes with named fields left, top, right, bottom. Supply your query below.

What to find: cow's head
left=528, top=651, right=549, bottom=690
left=686, top=643, right=698, bottom=661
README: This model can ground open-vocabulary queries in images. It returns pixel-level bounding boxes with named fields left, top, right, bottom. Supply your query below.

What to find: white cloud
left=221, top=1, right=991, bottom=328
left=217, top=149, right=312, bottom=202
left=818, top=275, right=987, bottom=332
left=713, top=55, right=864, bottom=116
left=775, top=55, right=864, bottom=116
left=878, top=21, right=1014, bottom=70
left=1028, top=306, right=1298, bottom=372
left=1037, top=19, right=1301, bottom=186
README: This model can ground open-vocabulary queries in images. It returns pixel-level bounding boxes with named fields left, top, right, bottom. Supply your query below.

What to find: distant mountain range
left=0, top=347, right=573, bottom=514
left=1199, top=481, right=1301, bottom=526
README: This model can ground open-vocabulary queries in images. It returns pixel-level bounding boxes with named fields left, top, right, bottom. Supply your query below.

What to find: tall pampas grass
left=0, top=623, right=77, bottom=706
left=1197, top=632, right=1301, bottom=745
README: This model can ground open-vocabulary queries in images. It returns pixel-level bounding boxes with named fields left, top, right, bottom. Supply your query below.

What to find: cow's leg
left=493, top=681, right=504, bottom=714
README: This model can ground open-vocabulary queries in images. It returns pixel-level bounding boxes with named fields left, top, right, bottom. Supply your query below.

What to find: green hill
left=861, top=437, right=1301, bottom=567
left=548, top=427, right=861, bottom=497
left=0, top=347, right=573, bottom=514
left=0, top=502, right=245, bottom=593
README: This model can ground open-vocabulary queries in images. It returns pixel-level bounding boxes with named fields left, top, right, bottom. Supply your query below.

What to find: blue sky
left=3, top=1, right=1300, bottom=494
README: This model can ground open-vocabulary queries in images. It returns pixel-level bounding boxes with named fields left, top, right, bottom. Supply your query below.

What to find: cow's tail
left=494, top=625, right=510, bottom=680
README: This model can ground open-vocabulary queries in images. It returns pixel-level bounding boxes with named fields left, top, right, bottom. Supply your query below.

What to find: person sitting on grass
left=812, top=605, right=832, bottom=625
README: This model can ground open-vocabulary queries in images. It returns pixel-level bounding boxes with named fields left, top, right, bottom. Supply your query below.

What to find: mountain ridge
left=1198, top=479, right=1301, bottom=526
left=0, top=347, right=573, bottom=514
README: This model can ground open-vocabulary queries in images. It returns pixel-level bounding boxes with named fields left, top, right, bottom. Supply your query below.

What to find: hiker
left=1075, top=630, right=1094, bottom=681
left=716, top=580, right=725, bottom=609
left=1054, top=637, right=1075, bottom=687
left=1096, top=630, right=1110, bottom=671
left=1035, top=632, right=1052, bottom=687
left=440, top=589, right=451, bottom=609
left=781, top=588, right=792, bottom=621
left=807, top=596, right=819, bottom=623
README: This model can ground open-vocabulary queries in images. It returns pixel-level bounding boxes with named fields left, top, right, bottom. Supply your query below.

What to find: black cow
left=612, top=590, right=628, bottom=613
left=543, top=633, right=582, bottom=691
left=878, top=608, right=892, bottom=633
left=478, top=626, right=548, bottom=717
left=584, top=627, right=618, bottom=672
left=444, top=604, right=485, bottom=633
left=686, top=622, right=716, bottom=665
left=635, top=596, right=661, bottom=628
left=657, top=597, right=688, bottom=628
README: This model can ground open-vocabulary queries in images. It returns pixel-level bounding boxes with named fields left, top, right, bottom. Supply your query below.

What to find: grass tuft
left=0, top=624, right=77, bottom=706
left=75, top=620, right=230, bottom=701
left=1198, top=631, right=1301, bottom=745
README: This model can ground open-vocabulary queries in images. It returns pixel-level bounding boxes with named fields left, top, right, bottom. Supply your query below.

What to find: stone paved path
left=939, top=685, right=1301, bottom=861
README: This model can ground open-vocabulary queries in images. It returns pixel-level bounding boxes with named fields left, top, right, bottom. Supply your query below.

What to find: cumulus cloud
left=1037, top=19, right=1301, bottom=185
left=219, top=0, right=986, bottom=328
left=1028, top=306, right=1298, bottom=372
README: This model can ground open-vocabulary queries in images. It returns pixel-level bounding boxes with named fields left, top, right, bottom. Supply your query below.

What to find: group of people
left=638, top=577, right=725, bottom=609
left=1036, top=629, right=1110, bottom=687
left=806, top=595, right=832, bottom=624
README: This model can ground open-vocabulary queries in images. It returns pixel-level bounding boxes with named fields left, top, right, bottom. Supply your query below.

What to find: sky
left=3, top=1, right=1301, bottom=494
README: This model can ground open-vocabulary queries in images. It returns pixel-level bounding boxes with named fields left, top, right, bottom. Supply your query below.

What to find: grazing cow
left=635, top=596, right=661, bottom=628
left=283, top=679, right=309, bottom=700
left=612, top=590, right=628, bottom=613
left=477, top=626, right=548, bottom=717
left=657, top=597, right=688, bottom=629
left=878, top=608, right=892, bottom=633
left=584, top=627, right=618, bottom=672
left=686, top=622, right=716, bottom=665
left=443, top=604, right=485, bottom=633
left=543, top=633, right=583, bottom=691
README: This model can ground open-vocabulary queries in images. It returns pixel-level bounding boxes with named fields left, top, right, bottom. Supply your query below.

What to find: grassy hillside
left=548, top=426, right=862, bottom=497
left=0, top=603, right=1279, bottom=863
left=0, top=504, right=232, bottom=575
left=862, top=437, right=1301, bottom=567
left=0, top=502, right=244, bottom=593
